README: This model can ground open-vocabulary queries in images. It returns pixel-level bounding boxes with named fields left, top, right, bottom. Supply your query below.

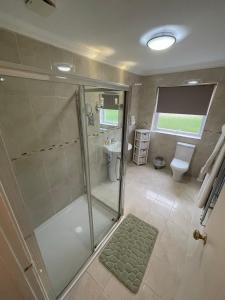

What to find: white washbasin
left=104, top=142, right=132, bottom=154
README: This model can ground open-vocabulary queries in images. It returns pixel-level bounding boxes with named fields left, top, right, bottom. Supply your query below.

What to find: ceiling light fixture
left=147, top=34, right=176, bottom=51
left=0, top=76, right=5, bottom=82
left=56, top=63, right=73, bottom=72
left=187, top=80, right=199, bottom=85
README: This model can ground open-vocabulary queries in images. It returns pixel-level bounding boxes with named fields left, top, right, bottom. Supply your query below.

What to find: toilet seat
left=170, top=158, right=189, bottom=172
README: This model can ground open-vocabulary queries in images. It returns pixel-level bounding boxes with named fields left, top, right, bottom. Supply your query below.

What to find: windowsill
left=100, top=124, right=121, bottom=131
left=100, top=123, right=118, bottom=127
left=151, top=129, right=202, bottom=140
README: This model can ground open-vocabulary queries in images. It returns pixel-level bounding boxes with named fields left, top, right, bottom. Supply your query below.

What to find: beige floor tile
left=130, top=284, right=162, bottom=300
left=65, top=272, right=104, bottom=300
left=103, top=276, right=131, bottom=300
left=153, top=223, right=188, bottom=276
left=103, top=276, right=161, bottom=300
left=148, top=197, right=173, bottom=219
left=144, top=256, right=180, bottom=300
left=144, top=210, right=167, bottom=237
left=87, top=256, right=112, bottom=289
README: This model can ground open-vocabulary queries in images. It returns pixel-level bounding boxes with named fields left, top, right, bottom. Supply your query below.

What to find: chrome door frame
left=118, top=88, right=131, bottom=216
left=79, top=85, right=130, bottom=219
left=76, top=85, right=95, bottom=252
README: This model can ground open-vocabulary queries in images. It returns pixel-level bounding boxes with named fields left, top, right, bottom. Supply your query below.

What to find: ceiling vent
left=25, top=0, right=56, bottom=17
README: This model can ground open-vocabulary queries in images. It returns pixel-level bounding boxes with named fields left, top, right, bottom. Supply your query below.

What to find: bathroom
left=1, top=1, right=225, bottom=300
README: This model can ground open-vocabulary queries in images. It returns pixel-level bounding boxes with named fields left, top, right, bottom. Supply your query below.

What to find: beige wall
left=137, top=67, right=225, bottom=177
left=0, top=27, right=141, bottom=230
left=0, top=77, right=84, bottom=228
left=0, top=27, right=142, bottom=140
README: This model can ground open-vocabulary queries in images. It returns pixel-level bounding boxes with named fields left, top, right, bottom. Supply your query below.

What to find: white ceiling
left=1, top=0, right=225, bottom=75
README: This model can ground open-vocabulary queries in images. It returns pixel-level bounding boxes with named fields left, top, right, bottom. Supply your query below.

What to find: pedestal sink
left=104, top=142, right=132, bottom=182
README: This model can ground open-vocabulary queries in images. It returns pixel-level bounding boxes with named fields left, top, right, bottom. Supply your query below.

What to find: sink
left=104, top=142, right=132, bottom=182
left=103, top=142, right=132, bottom=154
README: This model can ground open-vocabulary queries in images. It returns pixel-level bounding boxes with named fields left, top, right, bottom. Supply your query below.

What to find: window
left=153, top=113, right=205, bottom=137
left=152, top=84, right=216, bottom=139
left=100, top=109, right=119, bottom=126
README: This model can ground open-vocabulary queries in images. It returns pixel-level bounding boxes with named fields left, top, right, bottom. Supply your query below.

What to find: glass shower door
left=0, top=76, right=93, bottom=297
left=0, top=74, right=127, bottom=299
left=82, top=86, right=125, bottom=246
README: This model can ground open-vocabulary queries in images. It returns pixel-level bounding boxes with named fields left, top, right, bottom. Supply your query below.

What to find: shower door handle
left=116, top=156, right=121, bottom=181
left=24, top=263, right=33, bottom=273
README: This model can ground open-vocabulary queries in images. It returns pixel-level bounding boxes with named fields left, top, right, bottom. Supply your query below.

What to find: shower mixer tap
left=86, top=103, right=95, bottom=126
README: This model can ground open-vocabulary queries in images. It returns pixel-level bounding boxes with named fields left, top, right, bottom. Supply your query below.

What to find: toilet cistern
left=104, top=142, right=132, bottom=181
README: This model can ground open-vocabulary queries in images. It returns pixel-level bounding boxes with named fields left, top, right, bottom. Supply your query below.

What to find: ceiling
left=1, top=0, right=225, bottom=75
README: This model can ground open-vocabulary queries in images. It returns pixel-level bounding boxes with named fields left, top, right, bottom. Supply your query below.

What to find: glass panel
left=157, top=113, right=204, bottom=134
left=84, top=87, right=125, bottom=246
left=0, top=76, right=93, bottom=297
left=100, top=109, right=119, bottom=126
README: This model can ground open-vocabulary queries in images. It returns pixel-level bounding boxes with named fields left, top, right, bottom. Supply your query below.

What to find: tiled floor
left=66, top=163, right=201, bottom=300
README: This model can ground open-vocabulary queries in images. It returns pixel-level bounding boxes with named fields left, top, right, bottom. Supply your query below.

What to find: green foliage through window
left=101, top=109, right=119, bottom=125
left=157, top=113, right=203, bottom=134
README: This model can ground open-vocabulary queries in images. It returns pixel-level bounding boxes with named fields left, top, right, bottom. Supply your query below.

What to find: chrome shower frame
left=0, top=60, right=131, bottom=299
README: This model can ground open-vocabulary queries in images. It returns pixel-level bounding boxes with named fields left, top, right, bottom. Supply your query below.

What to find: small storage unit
left=133, top=129, right=150, bottom=165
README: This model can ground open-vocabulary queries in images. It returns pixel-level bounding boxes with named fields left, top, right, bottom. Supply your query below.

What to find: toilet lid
left=171, top=158, right=189, bottom=170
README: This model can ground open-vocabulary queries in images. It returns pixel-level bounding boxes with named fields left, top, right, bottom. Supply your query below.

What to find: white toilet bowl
left=170, top=158, right=189, bottom=181
left=170, top=142, right=195, bottom=182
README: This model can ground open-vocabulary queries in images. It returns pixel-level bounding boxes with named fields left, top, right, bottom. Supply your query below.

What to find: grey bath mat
left=99, top=214, right=158, bottom=293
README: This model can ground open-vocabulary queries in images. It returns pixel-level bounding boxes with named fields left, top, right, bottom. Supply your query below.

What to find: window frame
left=151, top=112, right=207, bottom=139
left=100, top=108, right=119, bottom=127
left=151, top=83, right=217, bottom=140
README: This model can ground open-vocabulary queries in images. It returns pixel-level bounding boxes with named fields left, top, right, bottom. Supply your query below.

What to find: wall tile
left=13, top=154, right=49, bottom=202
left=26, top=191, right=54, bottom=228
left=0, top=93, right=40, bottom=157
left=44, top=147, right=68, bottom=188
left=0, top=76, right=27, bottom=96
left=0, top=135, right=33, bottom=238
left=0, top=28, right=20, bottom=63
left=17, top=34, right=51, bottom=71
left=50, top=179, right=72, bottom=214
left=75, top=54, right=104, bottom=80
left=57, top=97, right=80, bottom=141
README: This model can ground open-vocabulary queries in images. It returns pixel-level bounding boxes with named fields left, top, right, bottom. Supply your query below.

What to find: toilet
left=170, top=142, right=195, bottom=181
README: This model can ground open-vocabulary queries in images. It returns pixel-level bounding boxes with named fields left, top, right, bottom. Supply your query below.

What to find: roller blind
left=101, top=93, right=120, bottom=110
left=156, top=84, right=215, bottom=115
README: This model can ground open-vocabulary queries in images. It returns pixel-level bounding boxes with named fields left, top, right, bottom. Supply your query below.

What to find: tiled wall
left=137, top=67, right=225, bottom=177
left=0, top=76, right=84, bottom=228
left=0, top=27, right=141, bottom=86
left=0, top=27, right=141, bottom=230
left=0, top=27, right=142, bottom=140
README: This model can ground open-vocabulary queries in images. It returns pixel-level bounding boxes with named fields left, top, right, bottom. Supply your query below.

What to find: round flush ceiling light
left=0, top=76, right=5, bottom=82
left=56, top=63, right=73, bottom=72
left=147, top=34, right=176, bottom=51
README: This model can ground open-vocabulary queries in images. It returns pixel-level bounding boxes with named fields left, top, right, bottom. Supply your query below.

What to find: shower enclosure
left=0, top=70, right=129, bottom=299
